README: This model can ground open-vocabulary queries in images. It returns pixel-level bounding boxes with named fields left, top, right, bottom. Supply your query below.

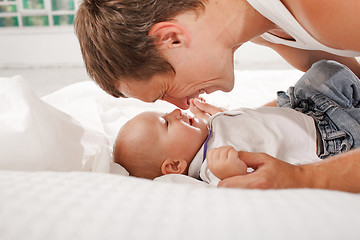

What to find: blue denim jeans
left=277, top=60, right=360, bottom=159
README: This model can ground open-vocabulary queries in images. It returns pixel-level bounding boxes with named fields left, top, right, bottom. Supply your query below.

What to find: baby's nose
left=170, top=109, right=182, bottom=119
left=165, top=109, right=182, bottom=120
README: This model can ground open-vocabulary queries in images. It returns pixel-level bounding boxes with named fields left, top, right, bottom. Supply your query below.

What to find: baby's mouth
left=181, top=112, right=194, bottom=126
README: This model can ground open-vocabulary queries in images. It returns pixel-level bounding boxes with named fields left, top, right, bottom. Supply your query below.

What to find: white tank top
left=247, top=0, right=360, bottom=57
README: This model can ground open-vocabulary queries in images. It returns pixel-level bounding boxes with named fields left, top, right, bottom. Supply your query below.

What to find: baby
left=113, top=102, right=321, bottom=185
left=113, top=60, right=360, bottom=185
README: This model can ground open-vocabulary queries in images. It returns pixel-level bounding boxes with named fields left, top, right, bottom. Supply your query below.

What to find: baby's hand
left=207, top=146, right=247, bottom=180
left=189, top=98, right=226, bottom=121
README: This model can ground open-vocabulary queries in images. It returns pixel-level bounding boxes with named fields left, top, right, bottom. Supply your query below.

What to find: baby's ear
left=161, top=159, right=188, bottom=175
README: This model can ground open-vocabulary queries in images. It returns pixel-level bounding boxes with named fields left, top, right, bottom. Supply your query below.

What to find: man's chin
left=224, top=77, right=235, bottom=92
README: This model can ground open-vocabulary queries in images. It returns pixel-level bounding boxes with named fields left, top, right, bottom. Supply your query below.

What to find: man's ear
left=161, top=159, right=188, bottom=175
left=148, top=22, right=191, bottom=50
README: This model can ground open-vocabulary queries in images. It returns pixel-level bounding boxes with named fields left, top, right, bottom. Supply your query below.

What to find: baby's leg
left=293, top=60, right=360, bottom=108
left=277, top=60, right=360, bottom=157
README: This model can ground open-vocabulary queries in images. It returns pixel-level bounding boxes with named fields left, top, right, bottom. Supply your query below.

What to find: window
left=0, top=0, right=76, bottom=27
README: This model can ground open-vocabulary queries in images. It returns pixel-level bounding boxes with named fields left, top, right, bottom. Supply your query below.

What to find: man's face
left=118, top=39, right=235, bottom=109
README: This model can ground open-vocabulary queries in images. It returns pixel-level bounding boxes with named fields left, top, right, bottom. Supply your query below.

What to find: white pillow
left=0, top=76, right=108, bottom=171
left=42, top=80, right=175, bottom=175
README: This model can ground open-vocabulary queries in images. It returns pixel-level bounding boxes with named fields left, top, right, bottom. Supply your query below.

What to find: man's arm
left=251, top=37, right=360, bottom=78
left=263, top=100, right=277, bottom=107
left=218, top=149, right=360, bottom=193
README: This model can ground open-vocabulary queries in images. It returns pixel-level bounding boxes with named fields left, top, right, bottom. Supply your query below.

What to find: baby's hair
left=113, top=123, right=164, bottom=180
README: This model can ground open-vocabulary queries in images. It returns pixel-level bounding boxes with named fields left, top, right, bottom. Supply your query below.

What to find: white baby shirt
left=246, top=0, right=360, bottom=57
left=188, top=107, right=320, bottom=186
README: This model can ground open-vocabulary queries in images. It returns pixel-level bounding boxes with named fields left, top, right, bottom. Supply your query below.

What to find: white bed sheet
left=1, top=171, right=360, bottom=240
left=1, top=69, right=360, bottom=240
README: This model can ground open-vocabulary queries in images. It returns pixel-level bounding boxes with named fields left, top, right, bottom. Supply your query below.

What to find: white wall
left=0, top=27, right=84, bottom=68
left=0, top=27, right=289, bottom=69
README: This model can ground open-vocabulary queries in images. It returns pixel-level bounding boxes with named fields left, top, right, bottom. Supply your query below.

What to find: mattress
left=1, top=69, right=360, bottom=240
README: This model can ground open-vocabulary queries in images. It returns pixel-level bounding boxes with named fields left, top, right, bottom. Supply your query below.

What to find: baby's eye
left=162, top=117, right=168, bottom=127
left=161, top=114, right=169, bottom=127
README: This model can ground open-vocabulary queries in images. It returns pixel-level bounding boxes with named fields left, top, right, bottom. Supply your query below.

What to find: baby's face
left=131, top=109, right=209, bottom=163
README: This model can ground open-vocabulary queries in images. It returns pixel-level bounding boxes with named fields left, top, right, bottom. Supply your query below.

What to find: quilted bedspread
left=1, top=171, right=360, bottom=240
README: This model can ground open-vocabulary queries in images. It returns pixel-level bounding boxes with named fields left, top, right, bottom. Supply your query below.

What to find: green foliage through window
left=0, top=0, right=75, bottom=27
left=22, top=0, right=44, bottom=9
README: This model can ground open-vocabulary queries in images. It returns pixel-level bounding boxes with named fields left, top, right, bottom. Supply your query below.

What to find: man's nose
left=163, top=95, right=189, bottom=110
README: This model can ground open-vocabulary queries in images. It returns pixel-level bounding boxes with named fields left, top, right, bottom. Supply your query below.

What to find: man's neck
left=172, top=0, right=276, bottom=54
left=205, top=0, right=276, bottom=49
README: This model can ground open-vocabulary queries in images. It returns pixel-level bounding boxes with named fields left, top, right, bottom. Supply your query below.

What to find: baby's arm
left=206, top=146, right=247, bottom=180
